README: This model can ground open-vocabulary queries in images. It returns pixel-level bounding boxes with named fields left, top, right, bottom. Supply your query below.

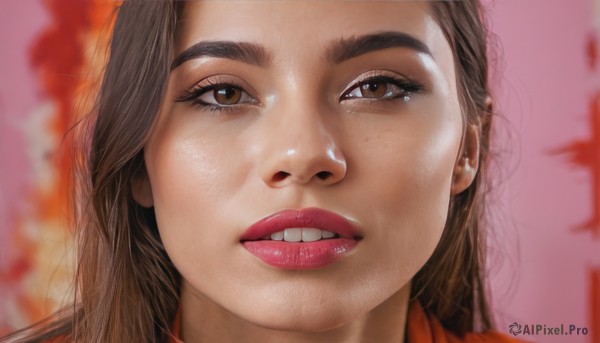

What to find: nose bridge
left=259, top=94, right=347, bottom=187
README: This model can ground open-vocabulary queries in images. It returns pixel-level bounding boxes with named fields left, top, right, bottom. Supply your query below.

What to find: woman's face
left=138, top=1, right=474, bottom=332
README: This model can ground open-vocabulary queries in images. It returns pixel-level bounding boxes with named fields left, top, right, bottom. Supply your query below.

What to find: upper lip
left=240, top=207, right=362, bottom=241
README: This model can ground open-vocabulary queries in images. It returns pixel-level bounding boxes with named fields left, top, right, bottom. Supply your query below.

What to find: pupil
left=223, top=88, right=235, bottom=99
left=215, top=87, right=241, bottom=104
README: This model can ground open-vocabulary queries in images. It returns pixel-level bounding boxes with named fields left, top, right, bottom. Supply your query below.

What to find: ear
left=450, top=97, right=492, bottom=195
left=450, top=96, right=494, bottom=195
left=450, top=123, right=480, bottom=195
left=131, top=170, right=154, bottom=208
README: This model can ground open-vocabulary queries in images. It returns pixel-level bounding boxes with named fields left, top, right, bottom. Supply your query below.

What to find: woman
left=3, top=1, right=524, bottom=342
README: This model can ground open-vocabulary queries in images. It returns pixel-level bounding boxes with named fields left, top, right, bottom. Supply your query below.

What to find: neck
left=180, top=282, right=411, bottom=343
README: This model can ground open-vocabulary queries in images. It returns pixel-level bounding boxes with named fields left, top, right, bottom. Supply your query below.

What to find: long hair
left=2, top=1, right=497, bottom=341
left=410, top=0, right=496, bottom=335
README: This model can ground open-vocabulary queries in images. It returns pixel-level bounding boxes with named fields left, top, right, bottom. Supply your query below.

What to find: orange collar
left=406, top=301, right=526, bottom=343
left=168, top=308, right=183, bottom=343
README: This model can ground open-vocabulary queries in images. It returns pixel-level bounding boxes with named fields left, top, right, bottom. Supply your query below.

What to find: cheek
left=348, top=106, right=462, bottom=283
left=144, top=118, right=251, bottom=263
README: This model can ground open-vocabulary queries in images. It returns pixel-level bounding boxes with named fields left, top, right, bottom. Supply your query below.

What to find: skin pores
left=136, top=1, right=476, bottom=342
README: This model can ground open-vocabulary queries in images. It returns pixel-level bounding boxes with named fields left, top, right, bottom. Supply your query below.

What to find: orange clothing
left=405, top=302, right=527, bottom=343
left=168, top=301, right=526, bottom=343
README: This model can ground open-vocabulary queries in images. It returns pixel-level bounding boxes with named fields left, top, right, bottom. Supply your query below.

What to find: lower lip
left=241, top=238, right=358, bottom=270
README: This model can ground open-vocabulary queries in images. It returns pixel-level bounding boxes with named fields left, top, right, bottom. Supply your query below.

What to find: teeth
left=268, top=228, right=338, bottom=242
left=283, top=228, right=302, bottom=242
left=302, top=228, right=322, bottom=242
left=322, top=230, right=335, bottom=239
left=270, top=231, right=284, bottom=241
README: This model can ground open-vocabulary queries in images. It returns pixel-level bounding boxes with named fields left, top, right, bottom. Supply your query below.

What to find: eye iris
left=360, top=81, right=387, bottom=98
left=214, top=87, right=241, bottom=105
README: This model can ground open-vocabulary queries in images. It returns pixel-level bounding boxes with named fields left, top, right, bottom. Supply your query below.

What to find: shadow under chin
left=245, top=308, right=358, bottom=339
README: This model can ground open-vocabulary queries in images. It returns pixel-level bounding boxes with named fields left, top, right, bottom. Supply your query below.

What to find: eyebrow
left=326, top=31, right=432, bottom=63
left=171, top=31, right=431, bottom=70
left=170, top=41, right=271, bottom=70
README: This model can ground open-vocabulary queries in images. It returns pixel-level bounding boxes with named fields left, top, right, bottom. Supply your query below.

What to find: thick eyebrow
left=171, top=41, right=271, bottom=70
left=326, top=31, right=432, bottom=63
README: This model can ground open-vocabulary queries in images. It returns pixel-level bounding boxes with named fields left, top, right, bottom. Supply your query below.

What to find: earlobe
left=450, top=123, right=480, bottom=195
left=132, top=172, right=154, bottom=208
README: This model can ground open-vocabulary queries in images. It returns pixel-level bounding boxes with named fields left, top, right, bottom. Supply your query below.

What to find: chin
left=249, top=310, right=351, bottom=333
left=238, top=296, right=359, bottom=333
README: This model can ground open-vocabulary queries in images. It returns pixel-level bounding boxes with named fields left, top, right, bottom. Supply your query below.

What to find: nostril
left=273, top=171, right=290, bottom=182
left=316, top=171, right=332, bottom=180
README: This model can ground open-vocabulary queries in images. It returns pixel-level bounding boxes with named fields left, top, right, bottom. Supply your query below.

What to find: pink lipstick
left=240, top=208, right=361, bottom=270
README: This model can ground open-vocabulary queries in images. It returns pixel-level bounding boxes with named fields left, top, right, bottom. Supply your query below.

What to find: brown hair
left=411, top=0, right=495, bottom=335
left=2, top=0, right=496, bottom=341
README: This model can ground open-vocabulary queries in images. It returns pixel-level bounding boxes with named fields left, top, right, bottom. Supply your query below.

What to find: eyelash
left=177, top=74, right=424, bottom=113
left=341, top=74, right=424, bottom=102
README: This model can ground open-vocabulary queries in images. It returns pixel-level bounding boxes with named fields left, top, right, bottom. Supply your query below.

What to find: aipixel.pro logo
left=508, top=322, right=589, bottom=337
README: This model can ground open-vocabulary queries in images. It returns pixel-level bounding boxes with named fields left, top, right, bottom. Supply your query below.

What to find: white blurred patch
left=19, top=101, right=57, bottom=195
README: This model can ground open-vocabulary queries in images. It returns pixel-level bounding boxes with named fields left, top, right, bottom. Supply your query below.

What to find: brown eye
left=358, top=81, right=388, bottom=98
left=187, top=83, right=256, bottom=109
left=214, top=86, right=242, bottom=105
left=342, top=76, right=416, bottom=101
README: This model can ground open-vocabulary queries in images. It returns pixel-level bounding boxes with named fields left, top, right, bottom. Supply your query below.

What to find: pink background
left=0, top=1, right=49, bottom=252
left=485, top=1, right=600, bottom=342
left=1, top=1, right=599, bottom=342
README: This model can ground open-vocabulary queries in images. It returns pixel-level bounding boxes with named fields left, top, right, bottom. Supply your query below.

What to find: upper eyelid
left=184, top=74, right=256, bottom=94
left=190, top=79, right=243, bottom=92
left=177, top=71, right=420, bottom=103
left=341, top=75, right=415, bottom=96
left=177, top=75, right=258, bottom=104
left=342, top=70, right=406, bottom=87
left=345, top=72, right=408, bottom=87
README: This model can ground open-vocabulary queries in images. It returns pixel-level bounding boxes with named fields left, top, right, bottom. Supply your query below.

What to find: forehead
left=175, top=1, right=450, bottom=64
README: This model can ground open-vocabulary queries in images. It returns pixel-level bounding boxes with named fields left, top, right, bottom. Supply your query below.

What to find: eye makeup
left=340, top=71, right=425, bottom=103
left=175, top=76, right=259, bottom=113
left=175, top=69, right=425, bottom=115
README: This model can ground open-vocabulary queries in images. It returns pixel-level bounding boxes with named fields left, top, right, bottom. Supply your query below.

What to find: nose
left=258, top=107, right=347, bottom=188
